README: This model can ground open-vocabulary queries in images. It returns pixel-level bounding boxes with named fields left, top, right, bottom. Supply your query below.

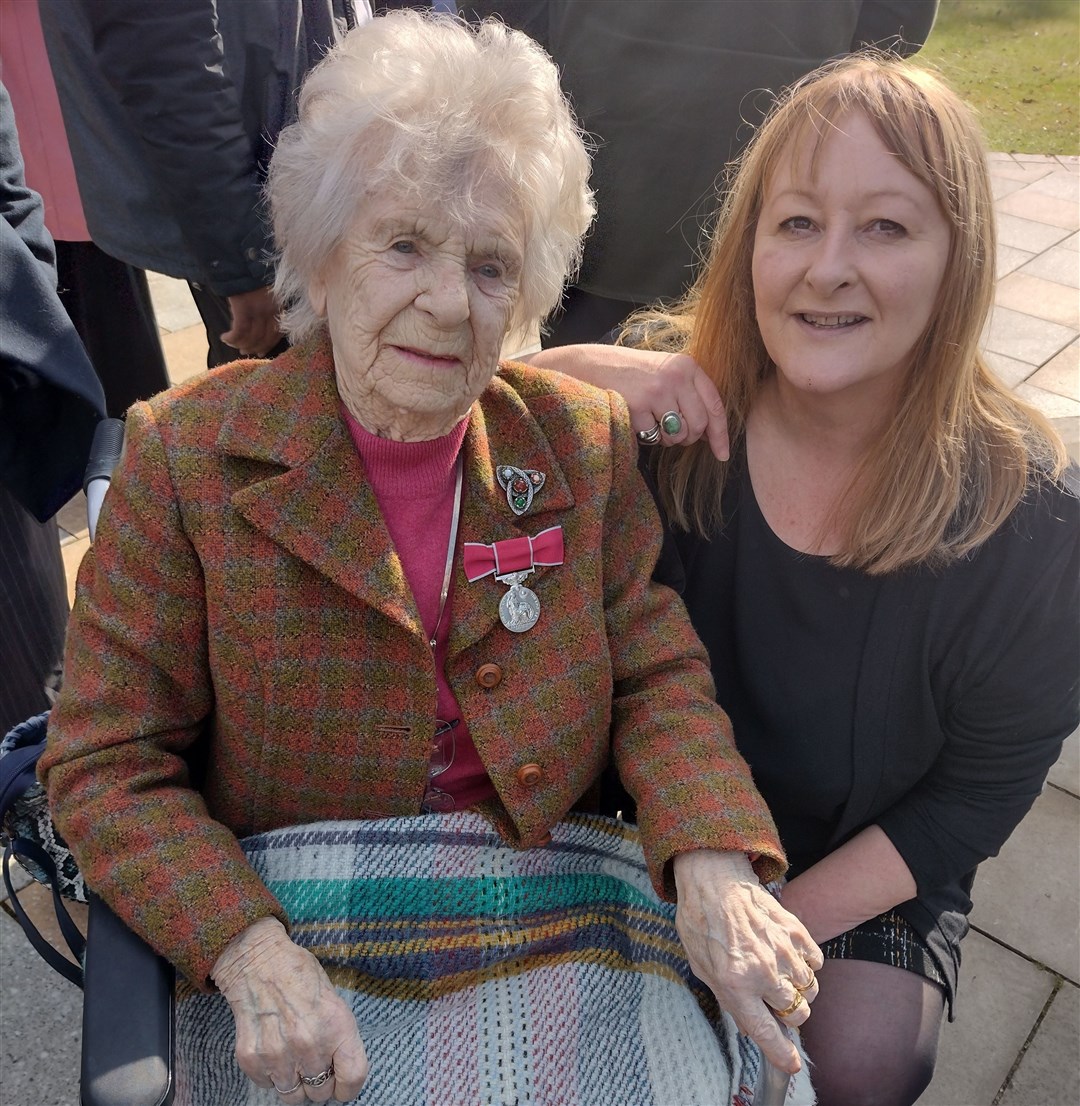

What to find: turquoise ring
left=660, top=410, right=683, bottom=436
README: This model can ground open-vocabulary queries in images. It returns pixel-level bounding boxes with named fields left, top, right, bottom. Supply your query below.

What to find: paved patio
left=1, top=154, right=1077, bottom=1106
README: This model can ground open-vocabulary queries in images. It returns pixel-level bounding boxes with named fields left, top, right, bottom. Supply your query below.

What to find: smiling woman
left=529, top=54, right=1079, bottom=1106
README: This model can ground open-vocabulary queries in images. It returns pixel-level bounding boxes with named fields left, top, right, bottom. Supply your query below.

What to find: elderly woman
left=40, top=11, right=822, bottom=1104
left=532, top=56, right=1080, bottom=1106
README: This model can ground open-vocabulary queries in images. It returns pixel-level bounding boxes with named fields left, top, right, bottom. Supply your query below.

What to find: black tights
left=798, top=959, right=946, bottom=1106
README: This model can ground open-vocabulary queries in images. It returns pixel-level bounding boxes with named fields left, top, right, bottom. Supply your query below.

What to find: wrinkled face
left=751, top=111, right=952, bottom=406
left=310, top=184, right=525, bottom=440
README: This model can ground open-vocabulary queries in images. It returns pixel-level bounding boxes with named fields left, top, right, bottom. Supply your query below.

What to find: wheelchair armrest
left=81, top=892, right=175, bottom=1106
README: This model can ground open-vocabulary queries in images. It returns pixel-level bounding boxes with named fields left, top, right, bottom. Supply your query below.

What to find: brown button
left=516, top=763, right=543, bottom=788
left=536, top=831, right=552, bottom=846
left=475, top=663, right=503, bottom=689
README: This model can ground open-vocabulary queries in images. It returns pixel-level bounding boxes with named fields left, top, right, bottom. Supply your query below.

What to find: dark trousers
left=0, top=484, right=68, bottom=734
left=55, top=240, right=171, bottom=418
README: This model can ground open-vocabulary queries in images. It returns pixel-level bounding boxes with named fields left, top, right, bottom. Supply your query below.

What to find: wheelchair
left=1, top=420, right=797, bottom=1106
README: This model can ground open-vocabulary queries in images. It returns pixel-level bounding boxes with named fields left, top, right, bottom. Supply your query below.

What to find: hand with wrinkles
left=212, top=917, right=368, bottom=1103
left=673, top=849, right=823, bottom=1075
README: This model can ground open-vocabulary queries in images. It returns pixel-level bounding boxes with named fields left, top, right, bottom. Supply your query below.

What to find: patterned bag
left=0, top=711, right=86, bottom=903
left=175, top=813, right=815, bottom=1106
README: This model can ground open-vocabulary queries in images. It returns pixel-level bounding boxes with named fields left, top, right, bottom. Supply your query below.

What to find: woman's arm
left=780, top=826, right=918, bottom=944
left=523, top=345, right=731, bottom=460
left=39, top=400, right=287, bottom=987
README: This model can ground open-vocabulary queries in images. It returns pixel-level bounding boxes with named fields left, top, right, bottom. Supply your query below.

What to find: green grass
left=915, top=0, right=1079, bottom=154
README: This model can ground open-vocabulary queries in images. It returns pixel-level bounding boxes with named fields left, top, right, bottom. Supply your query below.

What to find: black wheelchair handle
left=83, top=418, right=126, bottom=495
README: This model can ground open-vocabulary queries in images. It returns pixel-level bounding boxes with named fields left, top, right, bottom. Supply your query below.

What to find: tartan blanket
left=175, top=813, right=815, bottom=1105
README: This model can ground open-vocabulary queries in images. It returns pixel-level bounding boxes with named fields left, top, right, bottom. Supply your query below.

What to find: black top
left=724, top=461, right=879, bottom=875
left=645, top=451, right=1080, bottom=1007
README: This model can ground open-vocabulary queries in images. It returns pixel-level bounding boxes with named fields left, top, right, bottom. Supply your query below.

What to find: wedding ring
left=660, top=410, right=683, bottom=436
left=300, top=1062, right=335, bottom=1087
left=636, top=422, right=662, bottom=445
left=773, top=991, right=806, bottom=1019
left=794, top=971, right=816, bottom=993
left=271, top=1073, right=303, bottom=1095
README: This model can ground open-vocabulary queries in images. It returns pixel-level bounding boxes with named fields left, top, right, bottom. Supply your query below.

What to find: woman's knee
left=799, top=959, right=944, bottom=1106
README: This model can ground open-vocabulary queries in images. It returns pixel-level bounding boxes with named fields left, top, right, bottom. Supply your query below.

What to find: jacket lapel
left=216, top=342, right=422, bottom=638
left=451, top=373, right=576, bottom=656
left=215, top=346, right=578, bottom=649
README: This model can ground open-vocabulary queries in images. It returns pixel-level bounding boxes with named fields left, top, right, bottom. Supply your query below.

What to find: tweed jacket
left=42, top=340, right=784, bottom=987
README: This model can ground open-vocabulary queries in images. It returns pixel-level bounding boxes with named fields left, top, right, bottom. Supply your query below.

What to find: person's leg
left=798, top=959, right=945, bottom=1106
left=0, top=484, right=68, bottom=734
left=54, top=240, right=171, bottom=417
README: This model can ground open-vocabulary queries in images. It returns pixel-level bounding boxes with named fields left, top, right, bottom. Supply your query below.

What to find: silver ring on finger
left=636, top=422, right=662, bottom=446
left=300, top=1062, right=335, bottom=1087
left=271, top=1073, right=303, bottom=1095
left=660, top=410, right=683, bottom=436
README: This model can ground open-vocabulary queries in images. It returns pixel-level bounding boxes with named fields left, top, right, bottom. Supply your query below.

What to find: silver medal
left=498, top=571, right=540, bottom=632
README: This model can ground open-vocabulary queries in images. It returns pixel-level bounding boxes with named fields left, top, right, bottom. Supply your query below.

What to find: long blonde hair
left=628, top=55, right=1067, bottom=575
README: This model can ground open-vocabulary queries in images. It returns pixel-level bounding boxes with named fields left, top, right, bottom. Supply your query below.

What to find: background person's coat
left=41, top=340, right=784, bottom=988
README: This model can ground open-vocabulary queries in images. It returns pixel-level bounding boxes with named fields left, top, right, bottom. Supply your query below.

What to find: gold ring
left=793, top=972, right=816, bottom=993
left=773, top=991, right=806, bottom=1019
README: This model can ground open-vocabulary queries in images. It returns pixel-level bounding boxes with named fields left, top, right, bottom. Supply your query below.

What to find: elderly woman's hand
left=524, top=345, right=730, bottom=460
left=673, top=849, right=824, bottom=1075
left=212, top=917, right=368, bottom=1103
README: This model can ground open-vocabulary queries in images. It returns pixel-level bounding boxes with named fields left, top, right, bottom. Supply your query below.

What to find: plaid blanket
left=176, top=813, right=815, bottom=1105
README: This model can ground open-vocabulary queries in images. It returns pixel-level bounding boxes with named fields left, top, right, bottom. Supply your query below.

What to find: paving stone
left=985, top=159, right=1056, bottom=184
left=969, top=785, right=1080, bottom=984
left=1027, top=341, right=1079, bottom=402
left=0, top=913, right=82, bottom=1106
left=162, top=323, right=211, bottom=385
left=998, top=982, right=1080, bottom=1106
left=1028, top=170, right=1080, bottom=205
left=55, top=492, right=88, bottom=542
left=0, top=857, right=32, bottom=900
left=1060, top=231, right=1079, bottom=251
left=997, top=189, right=1080, bottom=232
left=145, top=271, right=202, bottom=333
left=996, top=212, right=1073, bottom=254
left=1018, top=243, right=1080, bottom=289
left=983, top=350, right=1036, bottom=389
left=1047, top=726, right=1078, bottom=797
left=1012, top=383, right=1080, bottom=420
left=60, top=536, right=90, bottom=607
left=915, top=930, right=1056, bottom=1106
left=996, top=242, right=1035, bottom=279
left=995, top=272, right=1079, bottom=329
left=991, top=175, right=1029, bottom=201
left=982, top=305, right=1077, bottom=367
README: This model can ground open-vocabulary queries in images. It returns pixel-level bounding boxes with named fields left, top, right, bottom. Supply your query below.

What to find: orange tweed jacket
left=41, top=340, right=784, bottom=987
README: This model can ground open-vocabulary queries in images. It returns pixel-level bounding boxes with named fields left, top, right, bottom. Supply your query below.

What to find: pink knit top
left=342, top=406, right=497, bottom=809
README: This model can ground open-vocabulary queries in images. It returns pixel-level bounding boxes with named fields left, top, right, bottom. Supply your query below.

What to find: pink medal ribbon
left=463, top=526, right=564, bottom=633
